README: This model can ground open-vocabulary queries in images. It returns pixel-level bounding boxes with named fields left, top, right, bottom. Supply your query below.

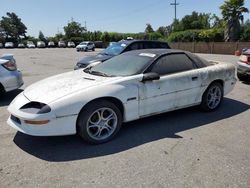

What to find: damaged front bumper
left=7, top=92, right=77, bottom=136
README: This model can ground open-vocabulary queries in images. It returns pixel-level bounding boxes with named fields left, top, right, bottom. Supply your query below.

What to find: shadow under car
left=13, top=98, right=249, bottom=162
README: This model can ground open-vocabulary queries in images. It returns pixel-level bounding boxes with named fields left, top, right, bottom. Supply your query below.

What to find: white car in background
left=27, top=41, right=35, bottom=48
left=237, top=49, right=250, bottom=81
left=0, top=54, right=23, bottom=95
left=67, top=41, right=75, bottom=48
left=7, top=49, right=236, bottom=144
left=48, top=41, right=55, bottom=48
left=5, top=42, right=14, bottom=48
left=58, top=41, right=66, bottom=48
left=76, top=41, right=95, bottom=52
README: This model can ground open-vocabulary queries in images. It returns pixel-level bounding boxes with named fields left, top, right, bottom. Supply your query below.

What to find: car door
left=138, top=53, right=202, bottom=117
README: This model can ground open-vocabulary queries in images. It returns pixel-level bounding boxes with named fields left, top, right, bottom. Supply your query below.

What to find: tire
left=92, top=48, right=95, bottom=51
left=77, top=100, right=122, bottom=144
left=0, top=83, right=5, bottom=96
left=200, top=82, right=223, bottom=112
left=237, top=72, right=248, bottom=81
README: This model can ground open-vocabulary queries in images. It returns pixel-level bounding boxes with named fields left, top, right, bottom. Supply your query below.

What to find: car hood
left=23, top=70, right=120, bottom=104
left=78, top=53, right=113, bottom=65
left=0, top=59, right=8, bottom=64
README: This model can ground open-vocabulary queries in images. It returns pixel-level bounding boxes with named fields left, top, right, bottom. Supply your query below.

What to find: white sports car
left=7, top=49, right=237, bottom=144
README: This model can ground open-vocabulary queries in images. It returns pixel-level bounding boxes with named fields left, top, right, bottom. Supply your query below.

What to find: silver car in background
left=0, top=54, right=23, bottom=95
left=76, top=41, right=95, bottom=52
left=37, top=41, right=46, bottom=48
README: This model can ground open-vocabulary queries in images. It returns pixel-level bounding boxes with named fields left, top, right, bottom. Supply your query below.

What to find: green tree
left=38, top=31, right=46, bottom=42
left=63, top=20, right=86, bottom=39
left=240, top=20, right=250, bottom=41
left=145, top=23, right=154, bottom=33
left=0, top=12, right=27, bottom=39
left=156, top=26, right=172, bottom=37
left=101, top=32, right=110, bottom=42
left=220, top=0, right=249, bottom=41
left=172, top=12, right=211, bottom=32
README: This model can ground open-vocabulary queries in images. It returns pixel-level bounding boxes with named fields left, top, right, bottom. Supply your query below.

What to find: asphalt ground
left=0, top=48, right=249, bottom=188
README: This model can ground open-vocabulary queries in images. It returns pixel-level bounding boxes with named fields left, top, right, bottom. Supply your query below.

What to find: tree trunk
left=224, top=20, right=240, bottom=42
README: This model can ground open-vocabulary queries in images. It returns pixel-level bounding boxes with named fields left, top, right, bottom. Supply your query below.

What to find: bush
left=167, top=29, right=224, bottom=42
left=240, top=24, right=250, bottom=41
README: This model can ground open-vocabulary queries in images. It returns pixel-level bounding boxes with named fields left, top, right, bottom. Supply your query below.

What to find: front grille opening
left=11, top=115, right=21, bottom=125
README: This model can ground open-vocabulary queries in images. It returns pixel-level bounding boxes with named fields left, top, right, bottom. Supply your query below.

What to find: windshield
left=80, top=42, right=88, bottom=45
left=101, top=42, right=127, bottom=56
left=85, top=53, right=154, bottom=76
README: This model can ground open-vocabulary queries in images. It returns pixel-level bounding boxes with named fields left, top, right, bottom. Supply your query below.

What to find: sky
left=1, top=0, right=250, bottom=37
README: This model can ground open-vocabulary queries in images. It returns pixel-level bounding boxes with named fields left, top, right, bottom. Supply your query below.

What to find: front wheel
left=77, top=100, right=122, bottom=144
left=237, top=72, right=248, bottom=81
left=0, top=84, right=5, bottom=96
left=200, top=82, right=223, bottom=111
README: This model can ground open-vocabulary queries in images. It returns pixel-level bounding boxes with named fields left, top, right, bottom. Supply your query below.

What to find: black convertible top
left=124, top=49, right=210, bottom=68
left=124, top=49, right=186, bottom=56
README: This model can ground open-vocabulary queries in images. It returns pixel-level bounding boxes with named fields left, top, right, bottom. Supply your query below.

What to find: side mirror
left=142, top=72, right=160, bottom=82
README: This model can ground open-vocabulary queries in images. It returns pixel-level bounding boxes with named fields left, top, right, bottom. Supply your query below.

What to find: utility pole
left=170, top=0, right=179, bottom=20
left=84, top=21, right=87, bottom=32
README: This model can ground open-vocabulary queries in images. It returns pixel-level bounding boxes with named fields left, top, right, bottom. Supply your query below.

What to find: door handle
left=192, top=76, right=198, bottom=81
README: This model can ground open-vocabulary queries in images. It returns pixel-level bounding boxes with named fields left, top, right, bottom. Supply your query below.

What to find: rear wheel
left=77, top=100, right=122, bottom=144
left=200, top=82, right=223, bottom=111
left=92, top=47, right=95, bottom=51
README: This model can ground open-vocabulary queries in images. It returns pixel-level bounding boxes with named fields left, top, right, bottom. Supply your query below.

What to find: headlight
left=20, top=102, right=51, bottom=114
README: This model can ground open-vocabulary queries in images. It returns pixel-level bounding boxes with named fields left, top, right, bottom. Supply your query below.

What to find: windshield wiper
left=83, top=67, right=91, bottom=73
left=90, top=71, right=112, bottom=77
left=84, top=68, right=112, bottom=77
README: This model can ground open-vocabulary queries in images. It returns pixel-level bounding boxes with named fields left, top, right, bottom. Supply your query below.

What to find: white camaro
left=7, top=49, right=237, bottom=144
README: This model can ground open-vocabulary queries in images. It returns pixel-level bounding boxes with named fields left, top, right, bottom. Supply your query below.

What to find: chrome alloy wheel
left=86, top=107, right=118, bottom=141
left=207, top=85, right=222, bottom=109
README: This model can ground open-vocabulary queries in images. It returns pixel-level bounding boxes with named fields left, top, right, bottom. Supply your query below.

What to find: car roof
left=123, top=49, right=186, bottom=56
left=118, top=39, right=168, bottom=45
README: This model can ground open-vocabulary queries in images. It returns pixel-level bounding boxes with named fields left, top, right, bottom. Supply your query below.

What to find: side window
left=151, top=54, right=195, bottom=76
left=129, top=43, right=139, bottom=50
left=143, top=42, right=152, bottom=49
left=158, top=43, right=169, bottom=49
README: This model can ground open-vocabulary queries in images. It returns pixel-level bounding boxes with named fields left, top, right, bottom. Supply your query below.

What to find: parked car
left=74, top=40, right=170, bottom=69
left=48, top=41, right=55, bottom=48
left=67, top=41, right=75, bottom=48
left=37, top=41, right=46, bottom=48
left=76, top=41, right=95, bottom=52
left=27, top=41, right=36, bottom=48
left=5, top=42, right=14, bottom=48
left=18, top=43, right=25, bottom=48
left=58, top=41, right=66, bottom=48
left=0, top=54, right=23, bottom=95
left=7, top=49, right=236, bottom=144
left=0, top=43, right=3, bottom=48
left=237, top=49, right=250, bottom=81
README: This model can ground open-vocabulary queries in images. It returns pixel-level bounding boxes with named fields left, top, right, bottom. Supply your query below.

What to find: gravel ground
left=0, top=48, right=249, bottom=188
